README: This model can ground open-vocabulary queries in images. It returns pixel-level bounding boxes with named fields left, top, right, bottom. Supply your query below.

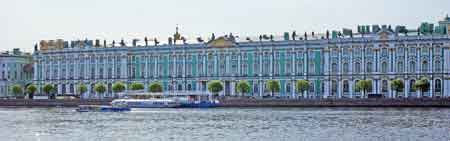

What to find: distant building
left=0, top=49, right=33, bottom=97
left=31, top=16, right=450, bottom=99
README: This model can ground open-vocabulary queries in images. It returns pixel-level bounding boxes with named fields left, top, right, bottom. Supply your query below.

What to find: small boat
left=76, top=105, right=131, bottom=112
left=111, top=99, right=181, bottom=108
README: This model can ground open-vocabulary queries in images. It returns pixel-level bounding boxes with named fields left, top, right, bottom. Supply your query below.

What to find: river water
left=0, top=107, right=449, bottom=141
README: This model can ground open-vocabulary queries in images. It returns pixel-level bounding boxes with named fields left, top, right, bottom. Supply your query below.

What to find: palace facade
left=0, top=49, right=33, bottom=97
left=31, top=17, right=450, bottom=99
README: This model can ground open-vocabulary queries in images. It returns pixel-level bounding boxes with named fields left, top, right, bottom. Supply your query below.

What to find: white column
left=405, top=79, right=409, bottom=97
left=337, top=80, right=342, bottom=98
left=349, top=80, right=353, bottom=98
left=324, top=80, right=330, bottom=98
left=430, top=79, right=434, bottom=97
left=259, top=81, right=263, bottom=97
left=231, top=81, right=235, bottom=96
left=291, top=80, right=295, bottom=99
left=388, top=80, right=392, bottom=98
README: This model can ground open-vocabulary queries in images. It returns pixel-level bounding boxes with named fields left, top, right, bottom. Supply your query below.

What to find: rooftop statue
left=112, top=40, right=115, bottom=47
left=145, top=37, right=148, bottom=46
left=168, top=37, right=173, bottom=45
left=154, top=38, right=159, bottom=46
left=120, top=39, right=125, bottom=47
left=292, top=31, right=297, bottom=40
left=211, top=33, right=216, bottom=41
left=197, top=37, right=204, bottom=43
left=104, top=40, right=107, bottom=47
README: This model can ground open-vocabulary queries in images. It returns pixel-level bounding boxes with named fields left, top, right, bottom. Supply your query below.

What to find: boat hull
left=76, top=105, right=131, bottom=112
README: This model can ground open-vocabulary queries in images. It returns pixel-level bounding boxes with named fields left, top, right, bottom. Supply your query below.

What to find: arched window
left=331, top=80, right=338, bottom=95
left=354, top=62, right=361, bottom=73
left=332, top=63, right=338, bottom=73
left=343, top=80, right=349, bottom=93
left=422, top=61, right=428, bottom=72
left=381, top=62, right=388, bottom=73
left=286, top=83, right=291, bottom=93
left=382, top=80, right=388, bottom=92
left=187, top=84, right=192, bottom=91
left=434, top=61, right=442, bottom=71
left=435, top=79, right=442, bottom=93
left=410, top=80, right=416, bottom=92
left=343, top=63, right=349, bottom=73
left=177, top=84, right=182, bottom=91
left=409, top=61, right=416, bottom=72
left=397, top=62, right=404, bottom=73
left=366, top=62, right=373, bottom=73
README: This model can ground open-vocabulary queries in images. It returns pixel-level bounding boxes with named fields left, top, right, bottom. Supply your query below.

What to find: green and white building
left=32, top=16, right=450, bottom=99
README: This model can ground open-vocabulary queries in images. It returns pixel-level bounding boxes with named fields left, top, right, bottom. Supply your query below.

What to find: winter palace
left=4, top=15, right=450, bottom=99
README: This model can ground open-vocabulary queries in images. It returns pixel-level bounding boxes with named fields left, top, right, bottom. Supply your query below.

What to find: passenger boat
left=76, top=105, right=131, bottom=112
left=175, top=97, right=220, bottom=108
left=111, top=99, right=181, bottom=108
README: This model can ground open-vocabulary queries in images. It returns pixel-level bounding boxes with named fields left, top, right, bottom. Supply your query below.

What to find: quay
left=1, top=98, right=450, bottom=108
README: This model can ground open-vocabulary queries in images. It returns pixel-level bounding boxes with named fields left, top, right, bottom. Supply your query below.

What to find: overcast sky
left=2, top=0, right=450, bottom=52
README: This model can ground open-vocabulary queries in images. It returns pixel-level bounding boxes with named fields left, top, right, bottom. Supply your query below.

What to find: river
left=0, top=107, right=449, bottom=141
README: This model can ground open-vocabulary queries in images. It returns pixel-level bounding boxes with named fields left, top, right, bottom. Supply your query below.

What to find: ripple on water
left=0, top=107, right=450, bottom=141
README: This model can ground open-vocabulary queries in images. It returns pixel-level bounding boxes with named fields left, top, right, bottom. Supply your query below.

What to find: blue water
left=1, top=107, right=449, bottom=141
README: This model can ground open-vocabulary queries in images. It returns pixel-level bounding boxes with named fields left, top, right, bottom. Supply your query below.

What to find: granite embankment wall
left=0, top=99, right=112, bottom=107
left=1, top=98, right=450, bottom=107
left=218, top=98, right=450, bottom=107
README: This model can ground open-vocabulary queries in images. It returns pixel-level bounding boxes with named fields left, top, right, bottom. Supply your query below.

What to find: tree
left=130, top=82, right=145, bottom=91
left=296, top=80, right=310, bottom=99
left=26, top=84, right=37, bottom=99
left=112, top=82, right=126, bottom=93
left=149, top=82, right=163, bottom=93
left=77, top=83, right=88, bottom=98
left=11, top=84, right=23, bottom=98
left=266, top=80, right=280, bottom=97
left=236, top=80, right=251, bottom=97
left=43, top=84, right=55, bottom=99
left=355, top=80, right=372, bottom=98
left=413, top=78, right=430, bottom=98
left=94, top=83, right=107, bottom=98
left=207, top=80, right=223, bottom=96
left=390, top=79, right=404, bottom=98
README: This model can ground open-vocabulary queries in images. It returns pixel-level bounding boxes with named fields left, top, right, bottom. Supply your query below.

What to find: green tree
left=390, top=79, right=404, bottom=98
left=296, top=80, right=310, bottom=98
left=413, top=78, right=430, bottom=98
left=43, top=84, right=55, bottom=99
left=149, top=82, right=163, bottom=93
left=112, top=82, right=126, bottom=93
left=130, top=82, right=145, bottom=91
left=77, top=83, right=88, bottom=98
left=207, top=80, right=223, bottom=96
left=11, top=84, right=23, bottom=98
left=266, top=80, right=280, bottom=97
left=26, top=84, right=37, bottom=99
left=355, top=79, right=372, bottom=98
left=236, top=80, right=251, bottom=97
left=94, top=83, right=107, bottom=98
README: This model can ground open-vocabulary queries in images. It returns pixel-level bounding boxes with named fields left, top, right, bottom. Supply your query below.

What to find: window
left=366, top=62, right=373, bottom=73
left=397, top=62, right=404, bottom=73
left=422, top=61, right=428, bottom=72
left=409, top=61, right=416, bottom=72
left=382, top=80, right=388, bottom=92
left=343, top=63, right=349, bottom=73
left=410, top=80, right=416, bottom=92
left=381, top=62, right=388, bottom=73
left=332, top=63, right=338, bottom=73
left=331, top=80, right=338, bottom=95
left=343, top=80, right=349, bottom=93
left=435, top=79, right=442, bottom=93
left=434, top=61, right=442, bottom=71
left=354, top=62, right=361, bottom=73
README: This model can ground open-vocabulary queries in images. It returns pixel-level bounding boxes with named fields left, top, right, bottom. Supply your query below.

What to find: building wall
left=33, top=34, right=450, bottom=99
left=0, top=55, right=33, bottom=97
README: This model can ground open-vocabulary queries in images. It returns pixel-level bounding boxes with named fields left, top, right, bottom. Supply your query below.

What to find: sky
left=2, top=0, right=450, bottom=52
